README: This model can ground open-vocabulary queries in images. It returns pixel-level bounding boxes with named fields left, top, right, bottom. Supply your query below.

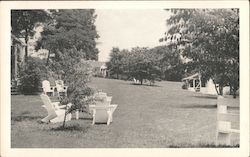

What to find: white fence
left=216, top=96, right=240, bottom=146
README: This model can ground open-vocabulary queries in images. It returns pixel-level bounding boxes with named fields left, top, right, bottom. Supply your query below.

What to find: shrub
left=18, top=58, right=47, bottom=95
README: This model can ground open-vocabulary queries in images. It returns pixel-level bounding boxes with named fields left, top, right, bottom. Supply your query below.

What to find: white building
left=182, top=73, right=231, bottom=95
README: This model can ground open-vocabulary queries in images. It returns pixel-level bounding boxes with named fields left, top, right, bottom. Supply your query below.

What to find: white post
left=216, top=96, right=231, bottom=146
left=75, top=109, right=79, bottom=120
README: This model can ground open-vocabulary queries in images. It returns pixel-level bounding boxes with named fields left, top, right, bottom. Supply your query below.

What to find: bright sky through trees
left=95, top=9, right=170, bottom=62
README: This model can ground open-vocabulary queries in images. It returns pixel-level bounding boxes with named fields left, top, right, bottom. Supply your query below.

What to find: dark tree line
left=107, top=46, right=184, bottom=85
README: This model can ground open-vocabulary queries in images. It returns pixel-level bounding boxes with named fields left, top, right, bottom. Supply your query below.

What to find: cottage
left=88, top=60, right=108, bottom=78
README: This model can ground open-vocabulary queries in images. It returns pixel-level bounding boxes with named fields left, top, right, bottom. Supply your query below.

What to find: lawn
left=11, top=77, right=239, bottom=148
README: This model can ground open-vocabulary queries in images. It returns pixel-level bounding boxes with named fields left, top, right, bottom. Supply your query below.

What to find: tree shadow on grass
left=50, top=124, right=90, bottom=133
left=12, top=115, right=44, bottom=122
left=192, top=95, right=217, bottom=99
left=12, top=111, right=42, bottom=122
left=168, top=144, right=239, bottom=148
left=129, top=83, right=161, bottom=87
left=177, top=104, right=217, bottom=109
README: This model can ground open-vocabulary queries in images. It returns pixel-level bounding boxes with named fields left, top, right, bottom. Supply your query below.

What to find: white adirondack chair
left=89, top=104, right=118, bottom=125
left=89, top=91, right=117, bottom=125
left=55, top=80, right=68, bottom=97
left=42, top=80, right=55, bottom=96
left=40, top=94, right=72, bottom=123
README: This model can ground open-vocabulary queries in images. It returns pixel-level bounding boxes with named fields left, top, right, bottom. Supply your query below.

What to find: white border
left=0, top=1, right=249, bottom=157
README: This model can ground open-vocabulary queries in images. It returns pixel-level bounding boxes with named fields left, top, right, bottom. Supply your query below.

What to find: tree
left=36, top=9, right=99, bottom=65
left=150, top=45, right=184, bottom=81
left=124, top=47, right=161, bottom=85
left=58, top=55, right=94, bottom=128
left=11, top=10, right=51, bottom=62
left=106, top=47, right=124, bottom=79
left=163, top=9, right=239, bottom=97
left=18, top=57, right=48, bottom=94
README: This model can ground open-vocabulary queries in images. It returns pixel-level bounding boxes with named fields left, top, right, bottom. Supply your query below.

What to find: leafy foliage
left=11, top=10, right=51, bottom=61
left=36, top=9, right=99, bottom=63
left=106, top=47, right=124, bottom=79
left=18, top=57, right=48, bottom=94
left=107, top=47, right=162, bottom=85
left=163, top=9, right=239, bottom=96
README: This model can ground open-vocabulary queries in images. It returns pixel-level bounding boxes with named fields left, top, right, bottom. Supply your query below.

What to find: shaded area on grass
left=192, top=95, right=217, bottom=99
left=169, top=144, right=240, bottom=148
left=51, top=124, right=90, bottom=133
left=12, top=115, right=44, bottom=122
left=177, top=104, right=217, bottom=109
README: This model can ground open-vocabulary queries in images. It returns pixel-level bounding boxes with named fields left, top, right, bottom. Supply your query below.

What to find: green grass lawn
left=11, top=77, right=239, bottom=148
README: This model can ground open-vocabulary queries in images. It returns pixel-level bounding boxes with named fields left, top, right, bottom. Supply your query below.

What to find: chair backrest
left=40, top=94, right=57, bottom=116
left=55, top=80, right=64, bottom=86
left=55, top=80, right=65, bottom=91
left=42, top=80, right=52, bottom=92
left=94, top=93, right=111, bottom=106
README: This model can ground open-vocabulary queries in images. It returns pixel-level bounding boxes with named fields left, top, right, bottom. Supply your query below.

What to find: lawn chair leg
left=107, top=111, right=112, bottom=125
left=92, top=110, right=96, bottom=125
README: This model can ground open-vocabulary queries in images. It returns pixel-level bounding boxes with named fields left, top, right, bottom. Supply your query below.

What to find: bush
left=18, top=58, right=47, bottom=95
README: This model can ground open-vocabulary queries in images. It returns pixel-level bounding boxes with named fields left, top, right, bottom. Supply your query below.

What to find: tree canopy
left=162, top=9, right=239, bottom=96
left=36, top=9, right=99, bottom=64
left=11, top=10, right=51, bottom=61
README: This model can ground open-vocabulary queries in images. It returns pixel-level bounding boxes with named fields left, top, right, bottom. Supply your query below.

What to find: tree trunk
left=46, top=50, right=50, bottom=66
left=62, top=105, right=68, bottom=128
left=24, top=29, right=29, bottom=63
left=140, top=79, right=143, bottom=85
left=117, top=73, right=119, bottom=79
left=219, top=85, right=223, bottom=96
left=213, top=79, right=219, bottom=95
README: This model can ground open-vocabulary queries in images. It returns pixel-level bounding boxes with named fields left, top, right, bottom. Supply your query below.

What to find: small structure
left=11, top=34, right=26, bottom=81
left=100, top=64, right=107, bottom=78
left=182, top=73, right=218, bottom=95
left=89, top=60, right=108, bottom=78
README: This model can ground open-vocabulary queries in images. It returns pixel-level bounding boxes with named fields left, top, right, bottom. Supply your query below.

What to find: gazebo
left=182, top=73, right=201, bottom=92
left=182, top=73, right=218, bottom=95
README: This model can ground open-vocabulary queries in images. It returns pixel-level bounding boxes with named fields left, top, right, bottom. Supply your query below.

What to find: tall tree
left=163, top=9, right=239, bottom=97
left=150, top=45, right=184, bottom=81
left=11, top=10, right=51, bottom=62
left=36, top=9, right=99, bottom=65
left=123, top=47, right=161, bottom=85
left=106, top=47, right=124, bottom=79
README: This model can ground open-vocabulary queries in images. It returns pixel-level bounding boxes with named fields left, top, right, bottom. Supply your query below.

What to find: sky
left=95, top=9, right=171, bottom=62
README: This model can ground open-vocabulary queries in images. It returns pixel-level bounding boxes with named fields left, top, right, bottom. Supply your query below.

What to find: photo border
left=0, top=1, right=249, bottom=157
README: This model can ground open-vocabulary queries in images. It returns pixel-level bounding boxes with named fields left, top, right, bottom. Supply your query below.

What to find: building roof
left=88, top=60, right=106, bottom=68
left=11, top=34, right=26, bottom=46
left=182, top=73, right=200, bottom=81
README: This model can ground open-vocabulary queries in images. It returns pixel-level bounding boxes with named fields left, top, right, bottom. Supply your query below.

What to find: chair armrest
left=64, top=86, right=68, bottom=90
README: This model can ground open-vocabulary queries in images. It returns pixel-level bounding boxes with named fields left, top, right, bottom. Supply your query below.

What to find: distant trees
left=107, top=46, right=185, bottom=85
left=106, top=47, right=124, bottom=79
left=162, top=9, right=239, bottom=97
left=107, top=45, right=185, bottom=84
